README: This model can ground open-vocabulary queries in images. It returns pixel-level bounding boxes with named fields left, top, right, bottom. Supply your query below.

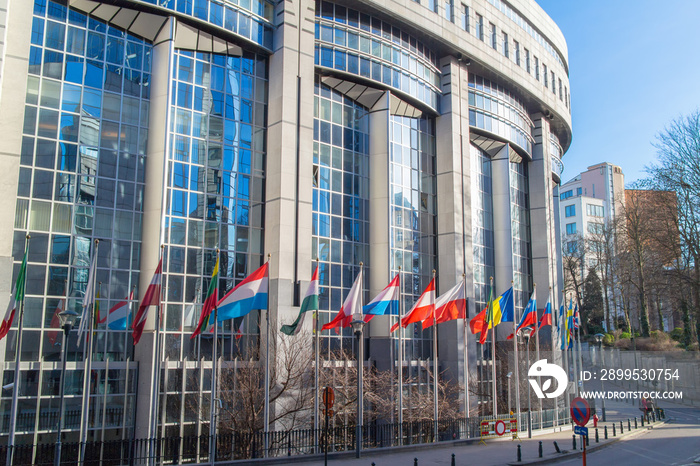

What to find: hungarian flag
left=191, top=257, right=220, bottom=339
left=322, top=268, right=364, bottom=333
left=281, top=265, right=319, bottom=336
left=132, top=258, right=162, bottom=344
left=0, top=249, right=28, bottom=341
left=422, top=281, right=466, bottom=329
left=48, top=294, right=66, bottom=346
left=507, top=290, right=537, bottom=340
left=391, top=279, right=435, bottom=332
left=537, top=300, right=552, bottom=333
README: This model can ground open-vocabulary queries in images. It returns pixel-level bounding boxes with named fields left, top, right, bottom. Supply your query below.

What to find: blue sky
left=535, top=0, right=700, bottom=185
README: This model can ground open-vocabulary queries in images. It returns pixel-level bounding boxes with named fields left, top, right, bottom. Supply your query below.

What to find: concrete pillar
left=265, top=0, right=316, bottom=332
left=0, top=0, right=32, bottom=321
left=134, top=18, right=175, bottom=439
left=264, top=0, right=317, bottom=429
left=434, top=56, right=474, bottom=410
left=490, top=144, right=514, bottom=338
left=529, top=115, right=559, bottom=315
left=367, top=92, right=391, bottom=371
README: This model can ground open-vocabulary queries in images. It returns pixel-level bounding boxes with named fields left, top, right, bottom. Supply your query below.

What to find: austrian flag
left=132, top=258, right=162, bottom=344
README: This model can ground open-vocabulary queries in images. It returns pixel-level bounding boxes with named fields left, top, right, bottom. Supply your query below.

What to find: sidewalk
left=230, top=400, right=664, bottom=466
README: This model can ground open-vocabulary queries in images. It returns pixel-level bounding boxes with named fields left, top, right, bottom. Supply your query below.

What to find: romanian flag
left=489, top=287, right=514, bottom=329
left=322, top=268, right=364, bottom=332
left=567, top=301, right=575, bottom=349
left=216, top=261, right=268, bottom=322
left=422, top=281, right=466, bottom=329
left=191, top=257, right=220, bottom=339
left=507, top=290, right=537, bottom=340
left=559, top=302, right=566, bottom=350
left=391, top=279, right=435, bottom=332
left=281, top=265, right=320, bottom=336
left=537, top=300, right=552, bottom=333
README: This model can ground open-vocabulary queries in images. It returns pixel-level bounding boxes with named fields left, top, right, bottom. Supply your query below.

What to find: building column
left=529, top=115, right=560, bottom=318
left=265, top=0, right=316, bottom=331
left=490, top=144, right=515, bottom=335
left=134, top=18, right=175, bottom=439
left=434, top=56, right=474, bottom=411
left=0, top=0, right=33, bottom=365
left=367, top=92, right=391, bottom=370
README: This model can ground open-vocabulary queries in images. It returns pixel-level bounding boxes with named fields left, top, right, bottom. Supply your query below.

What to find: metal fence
left=0, top=408, right=569, bottom=465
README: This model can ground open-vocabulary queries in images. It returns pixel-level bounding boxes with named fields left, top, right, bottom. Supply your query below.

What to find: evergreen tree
left=582, top=267, right=605, bottom=335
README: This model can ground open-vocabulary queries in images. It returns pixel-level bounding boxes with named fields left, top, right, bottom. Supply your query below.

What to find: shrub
left=619, top=332, right=631, bottom=340
left=670, top=327, right=684, bottom=342
left=602, top=333, right=615, bottom=347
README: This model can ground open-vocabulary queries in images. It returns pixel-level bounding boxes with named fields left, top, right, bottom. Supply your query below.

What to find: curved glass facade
left=510, top=160, right=531, bottom=310
left=137, top=0, right=274, bottom=50
left=314, top=1, right=441, bottom=111
left=468, top=74, right=534, bottom=155
left=389, top=114, right=436, bottom=360
left=312, top=77, right=370, bottom=354
left=550, top=132, right=563, bottom=178
left=5, top=0, right=151, bottom=441
left=163, top=49, right=268, bottom=363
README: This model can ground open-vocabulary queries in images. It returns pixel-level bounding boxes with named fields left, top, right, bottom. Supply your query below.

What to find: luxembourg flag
left=363, top=274, right=399, bottom=316
left=216, top=262, right=268, bottom=322
left=537, top=299, right=552, bottom=333
left=108, top=288, right=134, bottom=330
left=391, top=279, right=435, bottom=332
left=507, top=290, right=537, bottom=339
left=422, top=281, right=466, bottom=329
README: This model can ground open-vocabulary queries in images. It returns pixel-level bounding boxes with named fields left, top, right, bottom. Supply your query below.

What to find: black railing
left=0, top=409, right=569, bottom=464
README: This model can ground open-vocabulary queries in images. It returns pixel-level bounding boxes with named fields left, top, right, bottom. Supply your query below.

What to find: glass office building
left=0, top=0, right=571, bottom=445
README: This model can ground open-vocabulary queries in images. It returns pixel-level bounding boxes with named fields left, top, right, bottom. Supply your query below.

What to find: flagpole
left=536, top=290, right=543, bottom=426
left=462, top=274, right=469, bottom=420
left=210, top=248, right=220, bottom=464
left=397, top=266, right=403, bottom=445
left=313, top=258, right=320, bottom=453
left=432, top=269, right=438, bottom=443
left=79, top=239, right=99, bottom=464
left=514, top=280, right=520, bottom=428
left=490, top=277, right=497, bottom=416
left=149, top=246, right=164, bottom=465
left=6, top=234, right=29, bottom=466
left=552, top=287, right=558, bottom=428
left=264, top=253, right=271, bottom=457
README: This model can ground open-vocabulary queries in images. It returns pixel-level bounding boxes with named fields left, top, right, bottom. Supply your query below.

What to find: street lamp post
left=54, top=309, right=79, bottom=466
left=351, top=319, right=366, bottom=459
left=594, top=333, right=606, bottom=422
left=506, top=372, right=513, bottom=416
left=523, top=334, right=532, bottom=438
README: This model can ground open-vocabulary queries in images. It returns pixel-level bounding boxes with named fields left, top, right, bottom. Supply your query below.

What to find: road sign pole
left=582, top=433, right=586, bottom=466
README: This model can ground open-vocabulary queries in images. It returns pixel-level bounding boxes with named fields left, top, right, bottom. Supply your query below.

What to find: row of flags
left=0, top=244, right=573, bottom=347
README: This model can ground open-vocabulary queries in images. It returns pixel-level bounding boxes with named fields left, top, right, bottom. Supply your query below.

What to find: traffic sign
left=571, top=397, right=591, bottom=427
left=323, top=387, right=335, bottom=410
left=494, top=420, right=507, bottom=436
left=574, top=426, right=588, bottom=436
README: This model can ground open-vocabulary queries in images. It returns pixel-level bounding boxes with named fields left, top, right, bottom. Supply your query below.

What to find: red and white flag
left=132, top=258, right=162, bottom=344
left=422, top=281, right=467, bottom=329
left=391, top=279, right=435, bottom=332
left=322, top=268, right=366, bottom=333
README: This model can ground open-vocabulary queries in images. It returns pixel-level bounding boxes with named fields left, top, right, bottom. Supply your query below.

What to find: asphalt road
left=553, top=407, right=700, bottom=466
